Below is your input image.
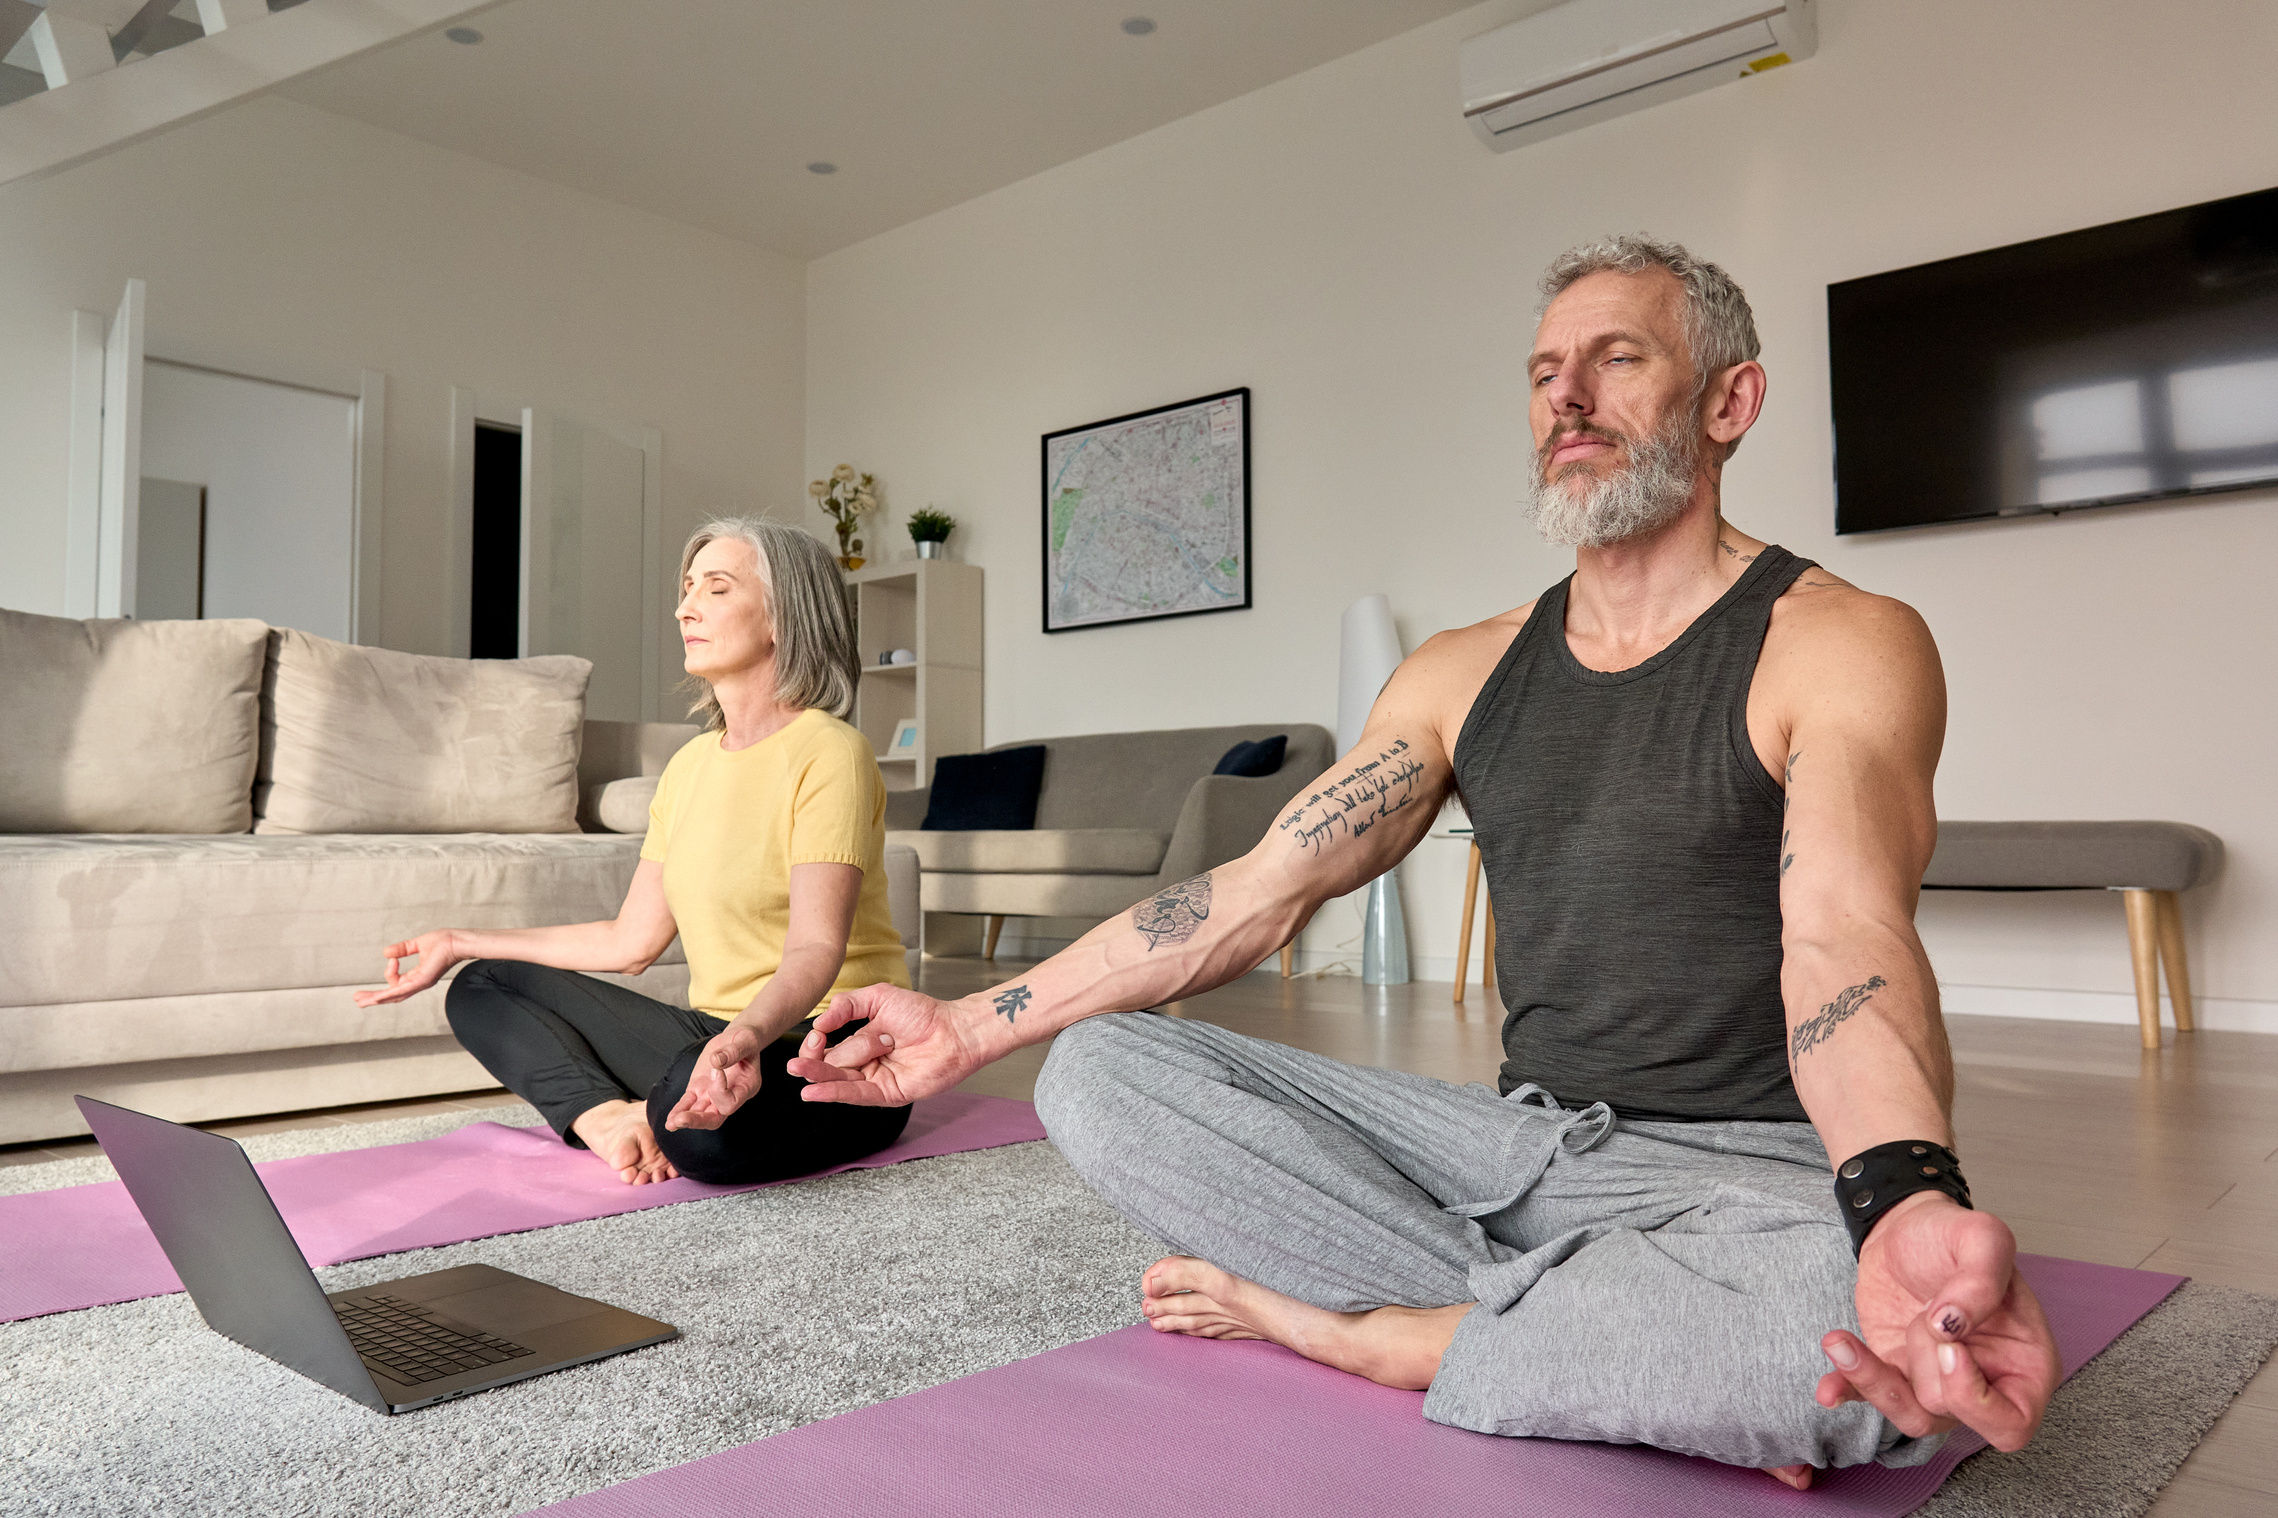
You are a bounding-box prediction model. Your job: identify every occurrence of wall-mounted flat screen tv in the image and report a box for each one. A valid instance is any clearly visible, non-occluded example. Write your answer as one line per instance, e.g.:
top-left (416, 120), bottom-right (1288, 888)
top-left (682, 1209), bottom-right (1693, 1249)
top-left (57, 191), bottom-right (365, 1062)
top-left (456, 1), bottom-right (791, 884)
top-left (1829, 186), bottom-right (2278, 534)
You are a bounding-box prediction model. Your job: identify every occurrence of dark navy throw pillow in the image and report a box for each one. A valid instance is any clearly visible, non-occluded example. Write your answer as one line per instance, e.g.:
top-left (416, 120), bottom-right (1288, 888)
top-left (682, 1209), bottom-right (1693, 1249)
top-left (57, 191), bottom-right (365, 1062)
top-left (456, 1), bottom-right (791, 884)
top-left (1212, 735), bottom-right (1286, 778)
top-left (921, 745), bottom-right (1048, 831)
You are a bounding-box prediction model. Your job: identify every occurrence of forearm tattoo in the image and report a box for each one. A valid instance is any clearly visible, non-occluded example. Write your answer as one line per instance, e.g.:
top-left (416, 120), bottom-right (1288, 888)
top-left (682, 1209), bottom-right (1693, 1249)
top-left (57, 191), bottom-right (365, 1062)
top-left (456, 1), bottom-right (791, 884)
top-left (1790, 976), bottom-right (1887, 1061)
top-left (1133, 873), bottom-right (1212, 951)
top-left (992, 984), bottom-right (1031, 1024)
top-left (1274, 739), bottom-right (1426, 857)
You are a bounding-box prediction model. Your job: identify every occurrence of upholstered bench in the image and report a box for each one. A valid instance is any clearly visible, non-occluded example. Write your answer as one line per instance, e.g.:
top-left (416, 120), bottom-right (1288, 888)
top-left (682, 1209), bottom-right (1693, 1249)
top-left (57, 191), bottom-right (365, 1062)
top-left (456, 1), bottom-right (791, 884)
top-left (1923, 821), bottom-right (2224, 1049)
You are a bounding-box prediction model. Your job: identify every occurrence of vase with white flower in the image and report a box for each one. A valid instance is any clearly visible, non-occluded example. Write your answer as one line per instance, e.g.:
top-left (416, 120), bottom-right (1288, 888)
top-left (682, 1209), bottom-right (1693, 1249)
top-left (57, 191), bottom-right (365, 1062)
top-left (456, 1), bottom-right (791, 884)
top-left (810, 465), bottom-right (879, 570)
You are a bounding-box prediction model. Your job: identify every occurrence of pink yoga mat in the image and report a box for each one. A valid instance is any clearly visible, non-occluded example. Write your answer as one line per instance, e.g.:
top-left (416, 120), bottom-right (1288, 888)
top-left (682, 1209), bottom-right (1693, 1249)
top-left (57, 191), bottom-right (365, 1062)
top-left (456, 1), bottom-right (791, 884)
top-left (530, 1254), bottom-right (2183, 1518)
top-left (0, 1092), bottom-right (1044, 1323)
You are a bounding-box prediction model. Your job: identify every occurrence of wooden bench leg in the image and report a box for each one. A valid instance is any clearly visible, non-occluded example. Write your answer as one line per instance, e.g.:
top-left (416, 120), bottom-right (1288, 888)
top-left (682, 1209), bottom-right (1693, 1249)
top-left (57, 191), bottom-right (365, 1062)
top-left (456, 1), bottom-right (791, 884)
top-left (2123, 889), bottom-right (2162, 1049)
top-left (1279, 942), bottom-right (1295, 978)
top-left (2155, 890), bottom-right (2195, 1032)
top-left (982, 914), bottom-right (1003, 961)
top-left (1455, 842), bottom-right (1481, 1005)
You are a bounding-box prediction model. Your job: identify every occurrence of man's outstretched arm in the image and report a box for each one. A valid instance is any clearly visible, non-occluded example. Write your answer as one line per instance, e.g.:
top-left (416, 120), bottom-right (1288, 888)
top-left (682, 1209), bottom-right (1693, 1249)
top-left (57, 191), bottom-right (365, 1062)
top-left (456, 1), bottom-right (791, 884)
top-left (1770, 589), bottom-right (2060, 1456)
top-left (788, 674), bottom-right (1457, 1105)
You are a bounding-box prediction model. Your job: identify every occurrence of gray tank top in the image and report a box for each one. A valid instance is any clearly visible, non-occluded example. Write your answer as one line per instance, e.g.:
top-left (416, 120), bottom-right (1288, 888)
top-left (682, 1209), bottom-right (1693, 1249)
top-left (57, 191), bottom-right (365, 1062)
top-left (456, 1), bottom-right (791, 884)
top-left (1451, 546), bottom-right (1813, 1122)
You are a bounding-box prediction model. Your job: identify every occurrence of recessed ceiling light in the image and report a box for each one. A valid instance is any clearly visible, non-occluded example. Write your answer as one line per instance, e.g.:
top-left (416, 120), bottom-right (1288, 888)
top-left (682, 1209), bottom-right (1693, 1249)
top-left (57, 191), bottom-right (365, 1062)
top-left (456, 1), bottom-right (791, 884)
top-left (807, 162), bottom-right (838, 175)
top-left (1121, 17), bottom-right (1156, 36)
top-left (444, 26), bottom-right (482, 44)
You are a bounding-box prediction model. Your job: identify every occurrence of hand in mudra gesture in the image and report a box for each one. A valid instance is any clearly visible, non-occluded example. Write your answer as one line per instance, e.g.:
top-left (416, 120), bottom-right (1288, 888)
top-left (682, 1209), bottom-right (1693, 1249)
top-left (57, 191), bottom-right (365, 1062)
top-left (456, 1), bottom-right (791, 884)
top-left (1819, 1194), bottom-right (2061, 1453)
top-left (352, 931), bottom-right (464, 1007)
top-left (664, 1024), bottom-right (765, 1131)
top-left (785, 984), bottom-right (993, 1106)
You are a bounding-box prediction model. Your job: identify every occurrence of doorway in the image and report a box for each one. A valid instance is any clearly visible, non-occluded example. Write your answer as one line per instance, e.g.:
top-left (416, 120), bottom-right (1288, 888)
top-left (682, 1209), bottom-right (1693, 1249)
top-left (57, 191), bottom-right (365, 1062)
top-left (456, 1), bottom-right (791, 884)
top-left (138, 361), bottom-right (358, 639)
top-left (469, 423), bottom-right (522, 659)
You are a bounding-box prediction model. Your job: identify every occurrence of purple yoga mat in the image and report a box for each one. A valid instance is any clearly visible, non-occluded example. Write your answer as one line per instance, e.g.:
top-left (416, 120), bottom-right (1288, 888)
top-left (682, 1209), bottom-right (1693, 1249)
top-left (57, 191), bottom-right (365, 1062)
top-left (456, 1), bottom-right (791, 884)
top-left (0, 1092), bottom-right (1044, 1323)
top-left (531, 1254), bottom-right (2183, 1518)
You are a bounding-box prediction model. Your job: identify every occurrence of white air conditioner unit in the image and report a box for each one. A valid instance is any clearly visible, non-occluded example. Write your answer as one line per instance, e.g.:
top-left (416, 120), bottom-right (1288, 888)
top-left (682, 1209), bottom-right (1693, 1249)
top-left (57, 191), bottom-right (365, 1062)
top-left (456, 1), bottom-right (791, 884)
top-left (1459, 0), bottom-right (1816, 152)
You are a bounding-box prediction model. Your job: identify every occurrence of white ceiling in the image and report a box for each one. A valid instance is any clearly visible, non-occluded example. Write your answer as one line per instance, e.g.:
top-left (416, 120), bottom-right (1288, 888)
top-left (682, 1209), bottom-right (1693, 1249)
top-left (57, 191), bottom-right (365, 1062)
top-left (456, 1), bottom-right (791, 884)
top-left (279, 0), bottom-right (1478, 260)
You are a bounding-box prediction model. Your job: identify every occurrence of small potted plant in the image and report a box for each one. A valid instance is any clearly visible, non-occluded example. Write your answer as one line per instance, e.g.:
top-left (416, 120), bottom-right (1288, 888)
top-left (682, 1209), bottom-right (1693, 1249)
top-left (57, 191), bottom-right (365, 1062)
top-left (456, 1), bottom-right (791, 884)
top-left (906, 506), bottom-right (957, 560)
top-left (810, 465), bottom-right (879, 570)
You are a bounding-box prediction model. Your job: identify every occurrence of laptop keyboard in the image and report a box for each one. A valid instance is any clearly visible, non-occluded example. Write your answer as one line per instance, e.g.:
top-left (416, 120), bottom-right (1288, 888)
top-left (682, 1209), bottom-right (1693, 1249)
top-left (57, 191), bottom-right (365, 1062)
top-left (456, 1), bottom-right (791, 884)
top-left (335, 1294), bottom-right (537, 1385)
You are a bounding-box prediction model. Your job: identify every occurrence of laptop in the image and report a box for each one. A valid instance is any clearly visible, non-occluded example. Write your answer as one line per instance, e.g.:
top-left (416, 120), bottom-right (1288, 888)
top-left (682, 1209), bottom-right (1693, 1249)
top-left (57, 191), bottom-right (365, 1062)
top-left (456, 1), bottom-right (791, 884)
top-left (76, 1095), bottom-right (679, 1413)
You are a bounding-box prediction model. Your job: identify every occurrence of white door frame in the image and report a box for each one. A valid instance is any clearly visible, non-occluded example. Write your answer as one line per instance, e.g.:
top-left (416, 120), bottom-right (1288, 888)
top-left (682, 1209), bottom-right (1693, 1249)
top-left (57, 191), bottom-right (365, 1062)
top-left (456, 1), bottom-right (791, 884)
top-left (65, 284), bottom-right (384, 637)
top-left (94, 277), bottom-right (144, 617)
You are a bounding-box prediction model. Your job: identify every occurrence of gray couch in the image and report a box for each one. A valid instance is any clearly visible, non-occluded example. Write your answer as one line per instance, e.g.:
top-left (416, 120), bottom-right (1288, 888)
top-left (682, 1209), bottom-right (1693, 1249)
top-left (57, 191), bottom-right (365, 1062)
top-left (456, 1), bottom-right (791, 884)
top-left (886, 723), bottom-right (1335, 945)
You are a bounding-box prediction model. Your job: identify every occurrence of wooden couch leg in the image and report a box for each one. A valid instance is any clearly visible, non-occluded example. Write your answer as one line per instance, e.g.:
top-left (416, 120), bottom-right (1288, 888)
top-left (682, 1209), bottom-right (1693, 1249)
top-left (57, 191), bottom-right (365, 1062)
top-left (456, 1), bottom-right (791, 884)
top-left (983, 915), bottom-right (1003, 961)
top-left (2155, 890), bottom-right (2195, 1032)
top-left (1279, 943), bottom-right (1295, 978)
top-left (2123, 889), bottom-right (2162, 1049)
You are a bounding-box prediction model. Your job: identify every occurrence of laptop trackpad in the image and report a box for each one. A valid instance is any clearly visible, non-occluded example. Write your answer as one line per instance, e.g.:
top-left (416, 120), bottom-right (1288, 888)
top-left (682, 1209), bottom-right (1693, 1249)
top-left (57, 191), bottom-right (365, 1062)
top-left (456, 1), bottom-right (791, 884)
top-left (420, 1280), bottom-right (604, 1337)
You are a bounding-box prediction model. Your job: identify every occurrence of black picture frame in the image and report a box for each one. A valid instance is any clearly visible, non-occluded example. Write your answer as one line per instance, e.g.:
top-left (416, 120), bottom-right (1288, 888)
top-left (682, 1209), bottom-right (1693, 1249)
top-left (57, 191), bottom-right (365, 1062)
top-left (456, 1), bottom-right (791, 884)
top-left (1040, 387), bottom-right (1251, 634)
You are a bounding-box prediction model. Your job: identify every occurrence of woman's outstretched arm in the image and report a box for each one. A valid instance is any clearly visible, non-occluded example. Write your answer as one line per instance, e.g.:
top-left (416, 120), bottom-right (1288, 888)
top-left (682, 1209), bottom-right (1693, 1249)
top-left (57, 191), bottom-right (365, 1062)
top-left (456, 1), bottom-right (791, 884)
top-left (663, 861), bottom-right (862, 1130)
top-left (351, 860), bottom-right (681, 1007)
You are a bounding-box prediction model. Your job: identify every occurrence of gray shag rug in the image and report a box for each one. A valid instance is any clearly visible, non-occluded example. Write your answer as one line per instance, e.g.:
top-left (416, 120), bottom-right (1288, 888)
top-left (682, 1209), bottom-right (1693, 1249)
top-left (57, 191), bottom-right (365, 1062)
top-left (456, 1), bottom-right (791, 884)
top-left (2, 1107), bottom-right (2271, 1518)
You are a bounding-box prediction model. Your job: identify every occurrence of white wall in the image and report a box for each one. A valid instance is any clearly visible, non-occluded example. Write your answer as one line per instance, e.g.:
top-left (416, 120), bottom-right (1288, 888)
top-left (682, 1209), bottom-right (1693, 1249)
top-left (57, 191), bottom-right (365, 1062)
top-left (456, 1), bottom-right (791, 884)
top-left (807, 0), bottom-right (2278, 1021)
top-left (0, 94), bottom-right (806, 699)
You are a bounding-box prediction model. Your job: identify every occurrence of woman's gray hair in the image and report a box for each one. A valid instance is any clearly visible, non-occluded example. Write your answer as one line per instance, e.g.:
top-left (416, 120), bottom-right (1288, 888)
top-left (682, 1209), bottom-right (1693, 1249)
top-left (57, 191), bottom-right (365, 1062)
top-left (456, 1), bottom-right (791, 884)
top-left (677, 517), bottom-right (858, 729)
top-left (1537, 234), bottom-right (1762, 456)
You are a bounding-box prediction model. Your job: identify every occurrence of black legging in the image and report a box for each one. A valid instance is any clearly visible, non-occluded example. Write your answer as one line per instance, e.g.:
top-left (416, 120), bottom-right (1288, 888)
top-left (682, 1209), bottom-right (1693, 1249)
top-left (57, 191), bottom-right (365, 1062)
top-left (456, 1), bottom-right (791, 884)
top-left (443, 960), bottom-right (909, 1185)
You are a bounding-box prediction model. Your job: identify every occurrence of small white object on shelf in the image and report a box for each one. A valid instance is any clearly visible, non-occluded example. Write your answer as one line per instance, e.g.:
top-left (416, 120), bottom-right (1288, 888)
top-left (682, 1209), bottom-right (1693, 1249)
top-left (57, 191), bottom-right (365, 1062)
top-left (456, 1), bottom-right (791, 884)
top-left (888, 717), bottom-right (920, 759)
top-left (889, 647), bottom-right (916, 665)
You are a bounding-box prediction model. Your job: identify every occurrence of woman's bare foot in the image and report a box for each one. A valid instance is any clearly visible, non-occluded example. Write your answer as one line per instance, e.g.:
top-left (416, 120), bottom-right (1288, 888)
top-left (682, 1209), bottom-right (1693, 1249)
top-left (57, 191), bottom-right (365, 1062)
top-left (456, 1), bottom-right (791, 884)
top-left (1765, 1464), bottom-right (1815, 1489)
top-left (569, 1099), bottom-right (678, 1185)
top-left (1139, 1256), bottom-right (1469, 1392)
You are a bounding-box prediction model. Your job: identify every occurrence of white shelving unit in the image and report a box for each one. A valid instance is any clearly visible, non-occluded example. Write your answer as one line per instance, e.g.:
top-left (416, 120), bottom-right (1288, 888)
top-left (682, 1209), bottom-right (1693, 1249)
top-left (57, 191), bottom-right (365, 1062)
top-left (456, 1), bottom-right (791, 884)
top-left (846, 560), bottom-right (983, 790)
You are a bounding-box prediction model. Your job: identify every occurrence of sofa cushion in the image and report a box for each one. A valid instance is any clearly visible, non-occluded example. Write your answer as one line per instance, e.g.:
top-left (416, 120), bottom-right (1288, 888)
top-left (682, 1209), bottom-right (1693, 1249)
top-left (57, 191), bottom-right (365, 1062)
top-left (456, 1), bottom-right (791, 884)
top-left (255, 630), bottom-right (590, 834)
top-left (0, 832), bottom-right (672, 1009)
top-left (922, 745), bottom-right (1047, 831)
top-left (887, 828), bottom-right (1169, 876)
top-left (1213, 734), bottom-right (1287, 778)
top-left (0, 609), bottom-right (267, 834)
top-left (589, 775), bottom-right (660, 833)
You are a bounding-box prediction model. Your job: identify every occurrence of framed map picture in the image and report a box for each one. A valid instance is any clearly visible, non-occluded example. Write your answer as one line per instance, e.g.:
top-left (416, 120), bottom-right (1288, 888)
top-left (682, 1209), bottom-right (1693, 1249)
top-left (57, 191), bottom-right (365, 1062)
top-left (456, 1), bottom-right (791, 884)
top-left (1042, 387), bottom-right (1250, 633)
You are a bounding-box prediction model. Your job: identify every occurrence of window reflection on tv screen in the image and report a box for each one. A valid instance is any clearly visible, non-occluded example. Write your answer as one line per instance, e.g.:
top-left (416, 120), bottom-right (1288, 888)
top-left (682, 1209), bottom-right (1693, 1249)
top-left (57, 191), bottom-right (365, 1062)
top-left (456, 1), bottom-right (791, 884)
top-left (1828, 186), bottom-right (2278, 534)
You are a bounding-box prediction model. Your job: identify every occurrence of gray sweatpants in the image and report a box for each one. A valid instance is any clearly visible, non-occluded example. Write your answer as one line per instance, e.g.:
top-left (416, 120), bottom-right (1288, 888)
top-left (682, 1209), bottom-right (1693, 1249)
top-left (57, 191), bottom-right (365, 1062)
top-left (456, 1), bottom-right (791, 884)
top-left (1034, 1012), bottom-right (1938, 1471)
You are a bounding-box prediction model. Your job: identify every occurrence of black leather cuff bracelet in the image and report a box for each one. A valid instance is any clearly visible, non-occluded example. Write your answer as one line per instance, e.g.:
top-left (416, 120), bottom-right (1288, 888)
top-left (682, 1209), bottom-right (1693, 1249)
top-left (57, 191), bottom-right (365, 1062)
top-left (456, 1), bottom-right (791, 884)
top-left (1836, 1141), bottom-right (1972, 1257)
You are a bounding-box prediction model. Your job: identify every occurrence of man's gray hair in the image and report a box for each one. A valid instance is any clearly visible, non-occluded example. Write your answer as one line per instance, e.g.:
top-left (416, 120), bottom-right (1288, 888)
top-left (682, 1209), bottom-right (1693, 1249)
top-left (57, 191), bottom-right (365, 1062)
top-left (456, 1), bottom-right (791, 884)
top-left (1538, 234), bottom-right (1761, 456)
top-left (677, 516), bottom-right (858, 728)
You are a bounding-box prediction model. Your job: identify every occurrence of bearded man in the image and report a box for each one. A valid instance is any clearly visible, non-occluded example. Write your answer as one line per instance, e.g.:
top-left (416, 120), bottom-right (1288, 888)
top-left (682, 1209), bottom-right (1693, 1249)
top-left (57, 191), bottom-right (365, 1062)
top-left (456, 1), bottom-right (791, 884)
top-left (769, 236), bottom-right (2062, 1484)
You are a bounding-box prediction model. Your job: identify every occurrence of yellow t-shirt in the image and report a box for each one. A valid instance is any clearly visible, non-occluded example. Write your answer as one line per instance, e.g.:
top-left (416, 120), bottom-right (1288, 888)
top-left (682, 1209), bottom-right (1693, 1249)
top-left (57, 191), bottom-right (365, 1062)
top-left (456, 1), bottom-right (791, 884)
top-left (640, 709), bottom-right (911, 1021)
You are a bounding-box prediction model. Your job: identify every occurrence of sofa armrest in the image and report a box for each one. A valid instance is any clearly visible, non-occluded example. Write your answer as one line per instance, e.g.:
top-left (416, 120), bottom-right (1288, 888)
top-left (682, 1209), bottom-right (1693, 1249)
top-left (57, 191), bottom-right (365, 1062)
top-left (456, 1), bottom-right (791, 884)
top-left (885, 786), bottom-right (930, 831)
top-left (1153, 771), bottom-right (1309, 888)
top-left (577, 720), bottom-right (703, 831)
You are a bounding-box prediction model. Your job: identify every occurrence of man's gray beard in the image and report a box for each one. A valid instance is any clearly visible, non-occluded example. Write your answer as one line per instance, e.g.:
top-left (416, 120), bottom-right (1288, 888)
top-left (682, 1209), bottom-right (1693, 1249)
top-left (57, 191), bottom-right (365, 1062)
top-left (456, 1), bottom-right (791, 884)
top-left (1526, 413), bottom-right (1700, 549)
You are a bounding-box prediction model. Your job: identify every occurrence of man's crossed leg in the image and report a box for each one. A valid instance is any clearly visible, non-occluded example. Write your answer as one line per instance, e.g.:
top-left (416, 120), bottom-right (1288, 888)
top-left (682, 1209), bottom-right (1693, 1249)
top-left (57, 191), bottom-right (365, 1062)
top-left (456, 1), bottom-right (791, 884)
top-left (1035, 1012), bottom-right (1940, 1478)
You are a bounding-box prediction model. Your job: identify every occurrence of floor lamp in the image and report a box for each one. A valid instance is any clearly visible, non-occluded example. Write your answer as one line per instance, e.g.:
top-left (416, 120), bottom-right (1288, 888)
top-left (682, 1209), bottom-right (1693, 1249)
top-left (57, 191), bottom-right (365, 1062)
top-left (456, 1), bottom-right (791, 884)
top-left (1339, 595), bottom-right (1410, 986)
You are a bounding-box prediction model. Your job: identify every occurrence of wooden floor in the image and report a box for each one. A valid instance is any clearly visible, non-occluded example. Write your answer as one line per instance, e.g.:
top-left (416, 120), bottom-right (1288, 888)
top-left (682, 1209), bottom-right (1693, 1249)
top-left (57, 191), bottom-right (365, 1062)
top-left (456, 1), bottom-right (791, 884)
top-left (7, 961), bottom-right (2272, 1512)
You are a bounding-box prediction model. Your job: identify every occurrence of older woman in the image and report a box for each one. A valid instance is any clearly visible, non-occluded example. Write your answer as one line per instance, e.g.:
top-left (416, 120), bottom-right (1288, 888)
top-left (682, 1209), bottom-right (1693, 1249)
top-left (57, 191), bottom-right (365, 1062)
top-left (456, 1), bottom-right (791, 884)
top-left (355, 518), bottom-right (911, 1186)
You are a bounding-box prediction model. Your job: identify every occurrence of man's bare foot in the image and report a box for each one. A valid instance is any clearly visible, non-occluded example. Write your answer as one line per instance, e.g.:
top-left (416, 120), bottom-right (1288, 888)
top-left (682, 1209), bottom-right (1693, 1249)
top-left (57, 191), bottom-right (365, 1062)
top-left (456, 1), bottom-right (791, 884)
top-left (1139, 1255), bottom-right (1469, 1392)
top-left (569, 1099), bottom-right (678, 1185)
top-left (1145, 1258), bottom-right (1821, 1488)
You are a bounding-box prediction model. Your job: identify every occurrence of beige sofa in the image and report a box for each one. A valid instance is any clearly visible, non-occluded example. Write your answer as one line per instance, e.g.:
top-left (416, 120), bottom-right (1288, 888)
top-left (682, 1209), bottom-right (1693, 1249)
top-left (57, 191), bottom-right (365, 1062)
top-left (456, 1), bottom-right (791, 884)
top-left (885, 723), bottom-right (1335, 950)
top-left (0, 611), bottom-right (916, 1146)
